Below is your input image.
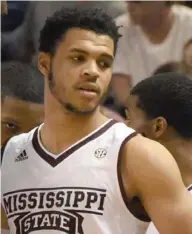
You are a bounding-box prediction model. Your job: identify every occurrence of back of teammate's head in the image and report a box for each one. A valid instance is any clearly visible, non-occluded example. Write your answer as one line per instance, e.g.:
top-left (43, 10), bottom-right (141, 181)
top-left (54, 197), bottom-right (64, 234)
top-left (129, 72), bottom-right (192, 139)
top-left (2, 61), bottom-right (44, 104)
top-left (1, 61), bottom-right (44, 145)
top-left (153, 62), bottom-right (179, 75)
top-left (39, 7), bottom-right (120, 55)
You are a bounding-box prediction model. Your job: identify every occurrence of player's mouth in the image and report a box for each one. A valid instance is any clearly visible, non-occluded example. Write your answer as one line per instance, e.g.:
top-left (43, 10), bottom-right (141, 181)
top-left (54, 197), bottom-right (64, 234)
top-left (77, 84), bottom-right (99, 98)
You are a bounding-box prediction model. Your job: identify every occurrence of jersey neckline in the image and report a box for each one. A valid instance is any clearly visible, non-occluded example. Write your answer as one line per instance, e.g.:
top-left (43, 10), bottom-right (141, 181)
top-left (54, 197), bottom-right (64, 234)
top-left (32, 119), bottom-right (117, 167)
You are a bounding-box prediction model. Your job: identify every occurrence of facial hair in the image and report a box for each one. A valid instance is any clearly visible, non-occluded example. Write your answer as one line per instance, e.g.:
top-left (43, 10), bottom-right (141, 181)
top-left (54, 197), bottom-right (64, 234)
top-left (48, 71), bottom-right (108, 115)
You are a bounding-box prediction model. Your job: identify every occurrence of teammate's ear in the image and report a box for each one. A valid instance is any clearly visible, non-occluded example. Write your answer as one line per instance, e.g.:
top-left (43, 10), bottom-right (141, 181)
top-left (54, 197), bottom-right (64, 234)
top-left (152, 117), bottom-right (167, 139)
top-left (38, 52), bottom-right (52, 79)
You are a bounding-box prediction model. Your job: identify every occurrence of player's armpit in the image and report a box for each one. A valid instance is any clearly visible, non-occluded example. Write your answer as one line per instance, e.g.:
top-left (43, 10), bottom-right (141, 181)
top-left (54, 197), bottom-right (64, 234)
top-left (122, 135), bottom-right (192, 234)
top-left (1, 206), bottom-right (9, 229)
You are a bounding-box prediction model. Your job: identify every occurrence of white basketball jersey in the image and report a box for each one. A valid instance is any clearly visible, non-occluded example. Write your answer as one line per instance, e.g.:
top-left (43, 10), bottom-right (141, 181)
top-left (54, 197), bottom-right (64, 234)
top-left (1, 119), bottom-right (149, 234)
top-left (145, 184), bottom-right (192, 234)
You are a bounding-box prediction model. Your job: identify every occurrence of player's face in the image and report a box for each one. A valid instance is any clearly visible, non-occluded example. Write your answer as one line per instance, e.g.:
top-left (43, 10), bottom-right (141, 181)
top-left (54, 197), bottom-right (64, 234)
top-left (39, 28), bottom-right (114, 114)
top-left (125, 95), bottom-right (157, 139)
top-left (1, 97), bottom-right (44, 145)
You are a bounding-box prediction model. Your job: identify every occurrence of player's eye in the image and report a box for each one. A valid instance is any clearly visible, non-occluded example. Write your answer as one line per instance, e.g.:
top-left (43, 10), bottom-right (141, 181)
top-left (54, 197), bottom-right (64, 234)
top-left (98, 60), bottom-right (111, 69)
top-left (5, 123), bottom-right (17, 129)
top-left (71, 55), bottom-right (85, 62)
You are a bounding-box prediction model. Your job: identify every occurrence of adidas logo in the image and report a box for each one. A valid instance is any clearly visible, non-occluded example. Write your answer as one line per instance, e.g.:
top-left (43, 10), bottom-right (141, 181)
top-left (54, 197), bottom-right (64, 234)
top-left (15, 150), bottom-right (28, 162)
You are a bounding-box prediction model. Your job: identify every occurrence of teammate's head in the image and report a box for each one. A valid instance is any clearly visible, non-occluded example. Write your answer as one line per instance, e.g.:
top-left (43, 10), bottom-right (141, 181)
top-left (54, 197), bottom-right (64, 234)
top-left (127, 1), bottom-right (173, 28)
top-left (126, 73), bottom-right (192, 142)
top-left (38, 7), bottom-right (120, 115)
top-left (153, 62), bottom-right (179, 75)
top-left (1, 61), bottom-right (44, 144)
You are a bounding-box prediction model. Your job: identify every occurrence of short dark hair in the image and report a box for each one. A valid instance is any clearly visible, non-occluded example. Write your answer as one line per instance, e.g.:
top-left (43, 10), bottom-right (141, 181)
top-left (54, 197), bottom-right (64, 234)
top-left (131, 72), bottom-right (192, 139)
top-left (39, 7), bottom-right (120, 55)
top-left (1, 61), bottom-right (44, 104)
top-left (153, 62), bottom-right (179, 75)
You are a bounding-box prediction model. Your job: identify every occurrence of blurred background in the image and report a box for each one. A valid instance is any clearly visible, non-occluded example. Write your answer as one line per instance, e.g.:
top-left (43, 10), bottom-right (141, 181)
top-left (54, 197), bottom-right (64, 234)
top-left (1, 1), bottom-right (192, 120)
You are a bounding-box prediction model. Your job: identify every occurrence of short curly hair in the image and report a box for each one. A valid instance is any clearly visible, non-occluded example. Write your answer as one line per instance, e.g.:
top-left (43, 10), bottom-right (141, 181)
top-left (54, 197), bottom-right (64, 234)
top-left (39, 7), bottom-right (121, 55)
top-left (131, 72), bottom-right (192, 139)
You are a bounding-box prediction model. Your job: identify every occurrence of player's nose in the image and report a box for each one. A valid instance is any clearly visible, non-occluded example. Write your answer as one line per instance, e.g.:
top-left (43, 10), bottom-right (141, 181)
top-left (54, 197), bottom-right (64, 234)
top-left (81, 61), bottom-right (100, 81)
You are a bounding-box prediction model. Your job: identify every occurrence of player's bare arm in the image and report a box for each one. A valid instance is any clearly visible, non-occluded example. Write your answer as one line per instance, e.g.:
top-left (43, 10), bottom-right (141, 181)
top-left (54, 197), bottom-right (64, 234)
top-left (121, 135), bottom-right (192, 234)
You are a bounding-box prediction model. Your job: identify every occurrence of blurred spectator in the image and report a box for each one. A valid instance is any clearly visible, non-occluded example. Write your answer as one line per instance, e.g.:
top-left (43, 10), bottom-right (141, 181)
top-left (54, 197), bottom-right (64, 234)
top-left (179, 38), bottom-right (192, 77)
top-left (102, 87), bottom-right (127, 119)
top-left (1, 1), bottom-right (32, 62)
top-left (112, 2), bottom-right (192, 98)
top-left (28, 1), bottom-right (127, 54)
top-left (100, 106), bottom-right (125, 122)
top-left (1, 1), bottom-right (8, 15)
top-left (185, 1), bottom-right (192, 9)
top-left (1, 1), bottom-right (28, 32)
top-left (1, 1), bottom-right (127, 64)
top-left (1, 61), bottom-right (44, 145)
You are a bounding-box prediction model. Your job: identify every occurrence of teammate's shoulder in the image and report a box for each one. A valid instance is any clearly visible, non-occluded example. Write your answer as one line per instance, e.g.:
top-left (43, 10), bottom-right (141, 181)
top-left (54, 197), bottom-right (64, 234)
top-left (9, 127), bottom-right (36, 146)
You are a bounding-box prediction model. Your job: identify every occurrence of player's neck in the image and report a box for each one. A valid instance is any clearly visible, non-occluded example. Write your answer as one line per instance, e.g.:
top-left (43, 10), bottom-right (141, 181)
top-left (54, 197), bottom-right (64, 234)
top-left (164, 139), bottom-right (192, 187)
top-left (141, 9), bottom-right (174, 44)
top-left (41, 98), bottom-right (108, 155)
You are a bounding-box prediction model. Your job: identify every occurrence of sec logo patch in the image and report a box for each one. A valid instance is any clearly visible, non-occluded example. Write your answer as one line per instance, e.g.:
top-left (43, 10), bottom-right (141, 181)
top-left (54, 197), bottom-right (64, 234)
top-left (94, 148), bottom-right (107, 158)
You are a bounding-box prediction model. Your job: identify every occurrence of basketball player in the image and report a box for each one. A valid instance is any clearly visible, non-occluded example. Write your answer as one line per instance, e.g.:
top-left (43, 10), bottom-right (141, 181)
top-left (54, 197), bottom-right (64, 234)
top-left (1, 61), bottom-right (44, 232)
top-left (1, 8), bottom-right (192, 234)
top-left (125, 72), bottom-right (192, 234)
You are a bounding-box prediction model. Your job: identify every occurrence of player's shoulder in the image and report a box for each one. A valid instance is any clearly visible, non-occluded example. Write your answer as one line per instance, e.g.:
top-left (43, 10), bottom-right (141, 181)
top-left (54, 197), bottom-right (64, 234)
top-left (111, 120), bottom-right (136, 139)
top-left (1, 126), bottom-right (38, 162)
top-left (100, 120), bottom-right (137, 147)
top-left (124, 134), bottom-right (173, 163)
top-left (122, 135), bottom-right (181, 191)
top-left (125, 134), bottom-right (163, 149)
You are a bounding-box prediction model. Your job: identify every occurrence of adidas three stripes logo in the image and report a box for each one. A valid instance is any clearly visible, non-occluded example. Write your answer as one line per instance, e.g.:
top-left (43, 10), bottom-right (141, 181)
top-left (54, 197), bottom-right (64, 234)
top-left (15, 150), bottom-right (28, 162)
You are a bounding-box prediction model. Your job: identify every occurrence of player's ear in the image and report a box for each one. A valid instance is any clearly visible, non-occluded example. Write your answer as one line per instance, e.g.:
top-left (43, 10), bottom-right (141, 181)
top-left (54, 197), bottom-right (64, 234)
top-left (152, 117), bottom-right (168, 139)
top-left (38, 52), bottom-right (52, 79)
